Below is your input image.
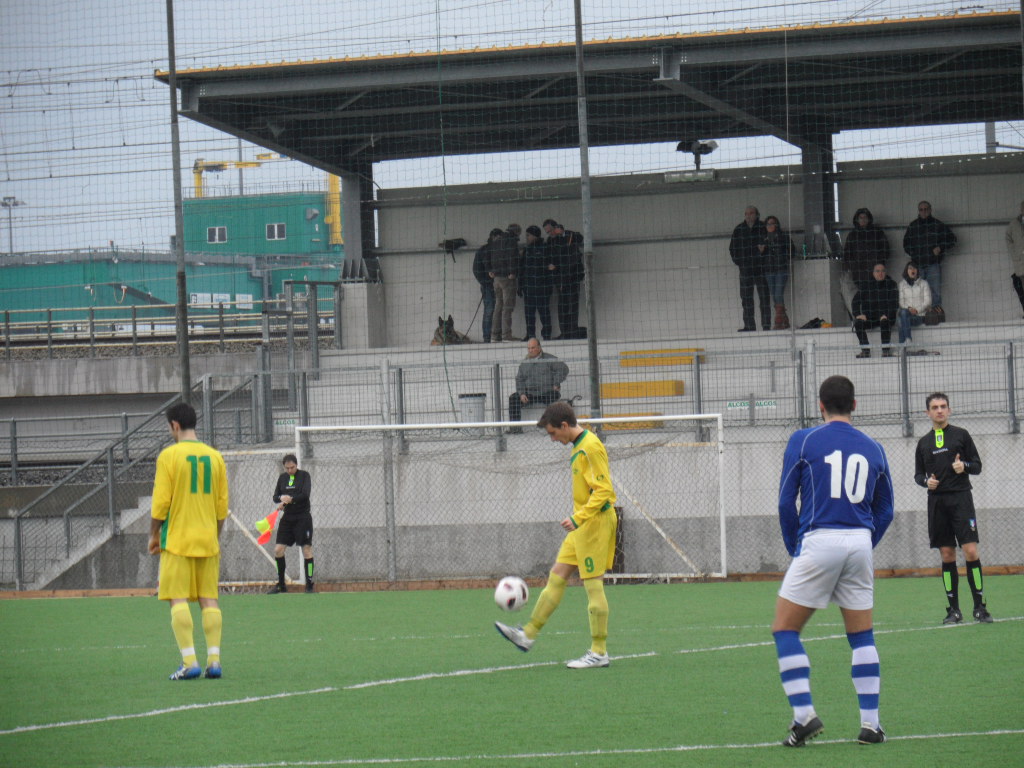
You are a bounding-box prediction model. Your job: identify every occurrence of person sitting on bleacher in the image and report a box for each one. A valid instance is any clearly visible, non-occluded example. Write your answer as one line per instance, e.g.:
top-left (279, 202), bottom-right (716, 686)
top-left (897, 261), bottom-right (933, 356)
top-left (852, 262), bottom-right (899, 359)
top-left (507, 338), bottom-right (569, 431)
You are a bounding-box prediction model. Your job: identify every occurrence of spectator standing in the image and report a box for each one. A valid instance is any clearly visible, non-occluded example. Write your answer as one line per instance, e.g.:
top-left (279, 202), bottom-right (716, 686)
top-left (495, 401), bottom-right (618, 669)
top-left (896, 261), bottom-right (932, 354)
top-left (148, 402), bottom-right (229, 680)
top-left (507, 338), bottom-right (569, 430)
top-left (762, 215), bottom-right (796, 330)
top-left (903, 201), bottom-right (956, 321)
top-left (729, 206), bottom-right (770, 331)
top-left (1005, 200), bottom-right (1024, 318)
top-left (486, 227), bottom-right (519, 342)
top-left (852, 263), bottom-right (899, 358)
top-left (472, 235), bottom-right (496, 343)
top-left (914, 393), bottom-right (993, 625)
top-left (268, 454), bottom-right (315, 594)
top-left (772, 375), bottom-right (893, 746)
top-left (841, 208), bottom-right (890, 316)
top-left (543, 219), bottom-right (586, 339)
top-left (520, 225), bottom-right (554, 341)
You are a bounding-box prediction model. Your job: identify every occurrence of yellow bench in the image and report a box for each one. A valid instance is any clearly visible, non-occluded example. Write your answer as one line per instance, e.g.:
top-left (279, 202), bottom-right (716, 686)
top-left (600, 380), bottom-right (684, 398)
top-left (619, 348), bottom-right (706, 368)
top-left (581, 412), bottom-right (664, 430)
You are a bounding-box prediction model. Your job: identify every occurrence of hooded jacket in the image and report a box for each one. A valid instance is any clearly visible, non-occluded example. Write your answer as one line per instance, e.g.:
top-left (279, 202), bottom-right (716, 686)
top-left (842, 209), bottom-right (890, 284)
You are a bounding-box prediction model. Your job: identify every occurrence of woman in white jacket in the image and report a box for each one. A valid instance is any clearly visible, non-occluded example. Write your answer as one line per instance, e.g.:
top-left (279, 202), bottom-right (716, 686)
top-left (897, 261), bottom-right (932, 353)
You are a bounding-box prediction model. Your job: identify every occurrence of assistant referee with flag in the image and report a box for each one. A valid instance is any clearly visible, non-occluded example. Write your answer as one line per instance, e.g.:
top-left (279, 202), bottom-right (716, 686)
top-left (268, 454), bottom-right (315, 593)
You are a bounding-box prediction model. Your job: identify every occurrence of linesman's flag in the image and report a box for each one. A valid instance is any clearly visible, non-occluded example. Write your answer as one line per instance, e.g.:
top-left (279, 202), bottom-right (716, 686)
top-left (256, 507), bottom-right (281, 545)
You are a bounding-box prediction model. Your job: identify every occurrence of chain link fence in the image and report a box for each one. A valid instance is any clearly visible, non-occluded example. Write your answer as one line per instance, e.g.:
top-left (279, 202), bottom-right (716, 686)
top-left (4, 336), bottom-right (1022, 590)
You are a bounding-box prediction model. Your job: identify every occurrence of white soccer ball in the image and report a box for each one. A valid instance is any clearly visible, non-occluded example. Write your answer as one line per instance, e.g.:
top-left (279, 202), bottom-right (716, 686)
top-left (494, 576), bottom-right (529, 612)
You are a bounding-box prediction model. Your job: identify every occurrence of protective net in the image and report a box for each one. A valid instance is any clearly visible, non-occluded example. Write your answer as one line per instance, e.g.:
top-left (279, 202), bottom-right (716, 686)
top-left (218, 415), bottom-right (725, 588)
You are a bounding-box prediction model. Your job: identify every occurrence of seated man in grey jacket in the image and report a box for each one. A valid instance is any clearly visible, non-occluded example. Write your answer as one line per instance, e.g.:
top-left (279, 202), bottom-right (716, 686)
top-left (508, 338), bottom-right (569, 429)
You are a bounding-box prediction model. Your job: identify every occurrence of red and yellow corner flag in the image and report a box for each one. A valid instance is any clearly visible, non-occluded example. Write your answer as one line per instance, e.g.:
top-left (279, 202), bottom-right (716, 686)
top-left (256, 507), bottom-right (281, 545)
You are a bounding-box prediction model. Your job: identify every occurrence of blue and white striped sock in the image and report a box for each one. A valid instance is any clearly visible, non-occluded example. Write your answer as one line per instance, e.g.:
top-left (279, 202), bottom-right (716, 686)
top-left (773, 630), bottom-right (815, 725)
top-left (848, 628), bottom-right (880, 728)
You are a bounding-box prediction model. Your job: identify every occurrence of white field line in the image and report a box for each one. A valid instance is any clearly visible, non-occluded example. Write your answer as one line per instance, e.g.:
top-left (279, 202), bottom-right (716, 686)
top-left (2, 618), bottom-right (1020, 740)
top-left (113, 729), bottom-right (1024, 768)
top-left (0, 688), bottom-right (336, 736)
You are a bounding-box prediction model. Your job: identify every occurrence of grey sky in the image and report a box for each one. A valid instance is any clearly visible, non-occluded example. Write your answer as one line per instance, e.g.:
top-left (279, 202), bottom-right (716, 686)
top-left (0, 0), bottom-right (1020, 253)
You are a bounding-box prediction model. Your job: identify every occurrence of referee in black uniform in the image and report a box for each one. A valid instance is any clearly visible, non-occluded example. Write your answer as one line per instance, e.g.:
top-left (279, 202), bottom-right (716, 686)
top-left (268, 454), bottom-right (315, 593)
top-left (914, 393), bottom-right (992, 624)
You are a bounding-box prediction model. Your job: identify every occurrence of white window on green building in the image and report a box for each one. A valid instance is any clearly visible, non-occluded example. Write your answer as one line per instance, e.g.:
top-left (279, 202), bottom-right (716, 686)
top-left (207, 226), bottom-right (227, 243)
top-left (266, 223), bottom-right (286, 240)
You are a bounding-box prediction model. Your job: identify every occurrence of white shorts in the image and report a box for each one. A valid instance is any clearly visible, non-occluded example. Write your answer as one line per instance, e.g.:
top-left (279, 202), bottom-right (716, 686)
top-left (778, 528), bottom-right (874, 611)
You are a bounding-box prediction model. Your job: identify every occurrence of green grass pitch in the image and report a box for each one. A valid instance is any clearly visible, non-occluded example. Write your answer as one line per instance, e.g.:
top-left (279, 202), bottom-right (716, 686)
top-left (1, 575), bottom-right (1021, 768)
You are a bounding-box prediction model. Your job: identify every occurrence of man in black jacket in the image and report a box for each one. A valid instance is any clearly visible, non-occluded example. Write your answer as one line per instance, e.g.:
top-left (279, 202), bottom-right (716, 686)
top-left (543, 219), bottom-right (586, 339)
top-left (268, 454), bottom-right (315, 593)
top-left (729, 206), bottom-right (770, 332)
top-left (852, 262), bottom-right (899, 358)
top-left (903, 201), bottom-right (956, 321)
top-left (914, 393), bottom-right (992, 624)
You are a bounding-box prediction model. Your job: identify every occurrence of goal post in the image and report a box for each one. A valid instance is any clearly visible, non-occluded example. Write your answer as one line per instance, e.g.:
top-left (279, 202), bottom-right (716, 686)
top-left (217, 414), bottom-right (726, 587)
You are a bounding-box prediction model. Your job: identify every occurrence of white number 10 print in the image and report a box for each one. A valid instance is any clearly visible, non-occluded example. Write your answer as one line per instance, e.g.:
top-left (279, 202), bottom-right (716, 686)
top-left (823, 450), bottom-right (868, 503)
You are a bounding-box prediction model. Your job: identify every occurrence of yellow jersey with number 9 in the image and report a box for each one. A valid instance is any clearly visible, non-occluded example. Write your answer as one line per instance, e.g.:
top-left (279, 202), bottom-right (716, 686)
top-left (151, 439), bottom-right (229, 557)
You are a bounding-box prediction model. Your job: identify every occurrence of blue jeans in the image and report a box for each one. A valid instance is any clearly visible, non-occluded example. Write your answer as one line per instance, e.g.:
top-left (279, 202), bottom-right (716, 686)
top-left (897, 308), bottom-right (924, 343)
top-left (765, 271), bottom-right (789, 306)
top-left (920, 263), bottom-right (941, 306)
top-left (480, 282), bottom-right (496, 342)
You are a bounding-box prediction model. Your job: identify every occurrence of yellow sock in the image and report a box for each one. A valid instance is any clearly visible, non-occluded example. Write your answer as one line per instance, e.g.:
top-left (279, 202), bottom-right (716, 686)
top-left (583, 577), bottom-right (609, 655)
top-left (201, 606), bottom-right (223, 665)
top-left (170, 602), bottom-right (197, 666)
top-left (525, 571), bottom-right (567, 639)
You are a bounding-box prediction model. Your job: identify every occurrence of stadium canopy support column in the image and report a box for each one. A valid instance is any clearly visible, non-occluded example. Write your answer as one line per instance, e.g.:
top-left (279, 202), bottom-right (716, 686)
top-left (340, 165), bottom-right (379, 281)
top-left (800, 134), bottom-right (840, 325)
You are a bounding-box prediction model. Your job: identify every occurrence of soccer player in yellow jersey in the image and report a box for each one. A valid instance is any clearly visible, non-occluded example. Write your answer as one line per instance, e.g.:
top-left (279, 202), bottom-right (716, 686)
top-left (148, 403), bottom-right (229, 680)
top-left (496, 401), bottom-right (617, 668)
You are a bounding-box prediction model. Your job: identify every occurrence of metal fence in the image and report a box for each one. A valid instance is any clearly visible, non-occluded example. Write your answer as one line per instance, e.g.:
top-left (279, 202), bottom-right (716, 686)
top-left (3, 334), bottom-right (1022, 590)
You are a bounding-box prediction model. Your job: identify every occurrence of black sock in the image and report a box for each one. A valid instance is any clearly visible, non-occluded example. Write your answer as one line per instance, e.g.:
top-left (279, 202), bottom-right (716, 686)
top-left (276, 556), bottom-right (286, 586)
top-left (942, 561), bottom-right (959, 609)
top-left (965, 558), bottom-right (984, 608)
top-left (305, 558), bottom-right (315, 584)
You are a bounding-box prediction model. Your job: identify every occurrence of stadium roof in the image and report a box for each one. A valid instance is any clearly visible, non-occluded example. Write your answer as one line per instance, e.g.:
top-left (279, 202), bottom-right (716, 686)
top-left (158, 12), bottom-right (1023, 174)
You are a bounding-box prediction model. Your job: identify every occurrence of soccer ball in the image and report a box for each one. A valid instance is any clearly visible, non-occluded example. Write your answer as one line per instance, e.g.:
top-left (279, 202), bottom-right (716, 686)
top-left (494, 576), bottom-right (529, 612)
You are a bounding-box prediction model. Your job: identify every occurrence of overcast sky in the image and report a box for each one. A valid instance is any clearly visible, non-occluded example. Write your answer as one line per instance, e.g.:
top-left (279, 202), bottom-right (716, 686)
top-left (0, 0), bottom-right (1020, 254)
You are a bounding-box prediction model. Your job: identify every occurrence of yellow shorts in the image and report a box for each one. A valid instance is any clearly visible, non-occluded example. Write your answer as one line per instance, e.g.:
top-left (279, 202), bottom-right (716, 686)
top-left (158, 551), bottom-right (220, 601)
top-left (556, 508), bottom-right (617, 578)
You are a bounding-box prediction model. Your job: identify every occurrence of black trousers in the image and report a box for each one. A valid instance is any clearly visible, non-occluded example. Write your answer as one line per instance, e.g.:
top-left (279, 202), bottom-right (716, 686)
top-left (523, 289), bottom-right (553, 340)
top-left (854, 316), bottom-right (893, 347)
top-left (738, 269), bottom-right (771, 330)
top-left (508, 390), bottom-right (561, 423)
top-left (1013, 273), bottom-right (1024, 313)
top-left (557, 280), bottom-right (582, 337)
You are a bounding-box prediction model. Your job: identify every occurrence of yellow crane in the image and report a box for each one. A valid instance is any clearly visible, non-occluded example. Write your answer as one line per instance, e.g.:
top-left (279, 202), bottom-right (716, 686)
top-left (191, 158), bottom-right (263, 198)
top-left (191, 154), bottom-right (343, 244)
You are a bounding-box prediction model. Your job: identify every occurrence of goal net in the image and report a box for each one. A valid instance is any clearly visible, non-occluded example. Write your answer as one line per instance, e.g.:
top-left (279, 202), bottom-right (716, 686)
top-left (217, 414), bottom-right (725, 589)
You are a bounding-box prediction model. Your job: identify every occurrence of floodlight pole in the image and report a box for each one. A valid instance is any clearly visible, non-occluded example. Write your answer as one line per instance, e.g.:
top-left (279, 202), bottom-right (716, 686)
top-left (2, 196), bottom-right (25, 255)
top-left (165, 0), bottom-right (191, 405)
top-left (574, 0), bottom-right (601, 422)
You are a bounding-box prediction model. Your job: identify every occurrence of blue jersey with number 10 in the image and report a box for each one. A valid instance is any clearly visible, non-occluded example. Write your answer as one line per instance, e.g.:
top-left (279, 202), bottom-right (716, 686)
top-left (778, 421), bottom-right (894, 557)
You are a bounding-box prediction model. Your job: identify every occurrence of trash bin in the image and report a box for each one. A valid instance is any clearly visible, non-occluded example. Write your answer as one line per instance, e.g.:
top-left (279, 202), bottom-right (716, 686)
top-left (458, 393), bottom-right (486, 434)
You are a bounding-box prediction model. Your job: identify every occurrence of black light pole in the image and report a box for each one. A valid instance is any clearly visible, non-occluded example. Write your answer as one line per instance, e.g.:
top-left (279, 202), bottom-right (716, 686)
top-left (2, 196), bottom-right (25, 255)
top-left (165, 0), bottom-right (191, 405)
top-left (574, 0), bottom-right (601, 423)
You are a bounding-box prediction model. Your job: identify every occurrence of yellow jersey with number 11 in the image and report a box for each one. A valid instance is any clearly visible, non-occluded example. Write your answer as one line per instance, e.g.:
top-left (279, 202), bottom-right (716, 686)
top-left (151, 439), bottom-right (229, 557)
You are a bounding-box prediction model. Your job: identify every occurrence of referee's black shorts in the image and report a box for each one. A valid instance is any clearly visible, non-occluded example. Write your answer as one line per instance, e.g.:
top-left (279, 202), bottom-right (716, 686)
top-left (927, 490), bottom-right (978, 549)
top-left (276, 512), bottom-right (314, 547)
